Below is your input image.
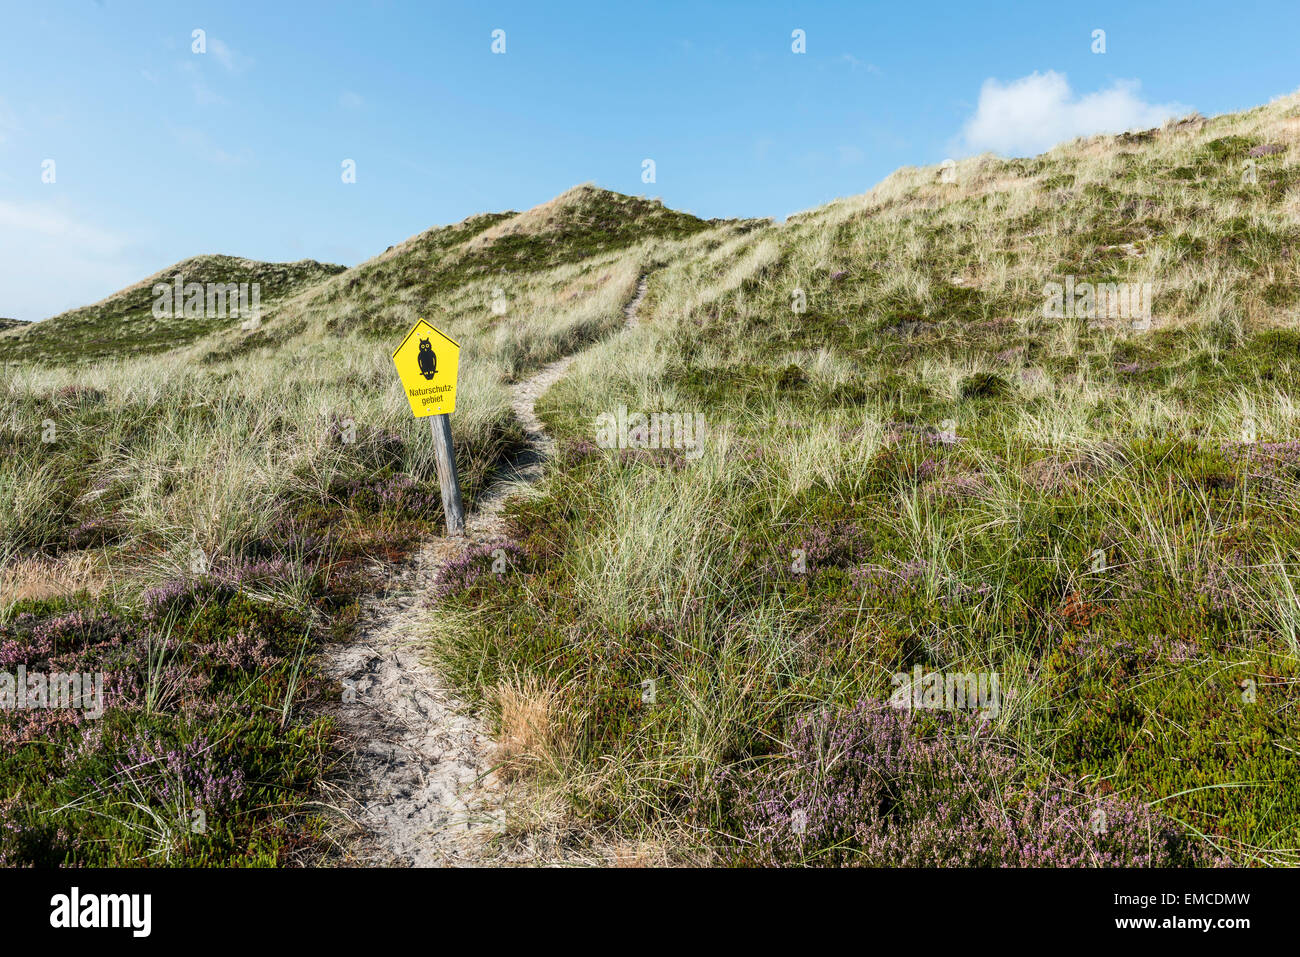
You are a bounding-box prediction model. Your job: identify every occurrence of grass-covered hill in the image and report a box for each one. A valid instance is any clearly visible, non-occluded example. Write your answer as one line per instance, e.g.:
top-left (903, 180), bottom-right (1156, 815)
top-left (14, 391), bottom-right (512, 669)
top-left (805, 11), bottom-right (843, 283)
top-left (433, 95), bottom-right (1300, 865)
top-left (0, 255), bottom-right (346, 363)
top-left (3, 91), bottom-right (1300, 867)
top-left (0, 185), bottom-right (729, 865)
top-left (203, 185), bottom-right (723, 350)
top-left (196, 185), bottom-right (740, 375)
top-left (0, 318), bottom-right (28, 332)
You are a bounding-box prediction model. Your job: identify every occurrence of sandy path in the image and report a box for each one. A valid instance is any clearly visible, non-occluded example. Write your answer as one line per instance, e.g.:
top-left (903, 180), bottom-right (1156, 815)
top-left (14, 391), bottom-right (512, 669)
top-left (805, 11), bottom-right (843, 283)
top-left (322, 276), bottom-right (649, 866)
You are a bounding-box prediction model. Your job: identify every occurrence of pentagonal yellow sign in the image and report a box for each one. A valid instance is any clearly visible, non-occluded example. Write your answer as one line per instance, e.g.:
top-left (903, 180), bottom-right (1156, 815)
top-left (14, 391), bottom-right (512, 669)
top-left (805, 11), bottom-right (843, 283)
top-left (392, 319), bottom-right (459, 416)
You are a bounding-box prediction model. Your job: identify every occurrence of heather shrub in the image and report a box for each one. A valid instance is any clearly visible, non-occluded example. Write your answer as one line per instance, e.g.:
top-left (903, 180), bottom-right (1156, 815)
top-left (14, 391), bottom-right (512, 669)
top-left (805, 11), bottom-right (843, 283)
top-left (108, 733), bottom-right (247, 816)
top-left (797, 520), bottom-right (868, 569)
top-left (432, 541), bottom-right (527, 599)
top-left (0, 608), bottom-right (139, 749)
top-left (734, 700), bottom-right (1217, 867)
top-left (0, 592), bottom-right (330, 864)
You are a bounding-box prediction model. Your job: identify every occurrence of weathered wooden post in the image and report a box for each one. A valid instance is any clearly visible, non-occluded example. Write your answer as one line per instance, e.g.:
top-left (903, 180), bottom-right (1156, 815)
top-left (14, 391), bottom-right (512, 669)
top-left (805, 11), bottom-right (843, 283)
top-left (429, 413), bottom-right (465, 535)
top-left (392, 319), bottom-right (465, 536)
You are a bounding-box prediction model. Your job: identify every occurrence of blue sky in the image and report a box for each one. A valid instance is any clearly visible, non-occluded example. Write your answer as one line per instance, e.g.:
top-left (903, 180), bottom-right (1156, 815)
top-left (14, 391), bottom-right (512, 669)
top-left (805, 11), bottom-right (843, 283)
top-left (1, 0), bottom-right (1297, 321)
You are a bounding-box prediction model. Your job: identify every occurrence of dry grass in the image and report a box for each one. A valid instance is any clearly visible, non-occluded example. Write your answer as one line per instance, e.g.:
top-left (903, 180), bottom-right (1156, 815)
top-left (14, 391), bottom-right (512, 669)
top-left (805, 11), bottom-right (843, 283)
top-left (490, 674), bottom-right (566, 781)
top-left (0, 550), bottom-right (111, 606)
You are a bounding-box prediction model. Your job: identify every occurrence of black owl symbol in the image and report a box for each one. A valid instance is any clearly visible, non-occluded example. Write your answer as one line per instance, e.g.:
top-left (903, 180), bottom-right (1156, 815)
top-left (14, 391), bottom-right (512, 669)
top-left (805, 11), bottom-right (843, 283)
top-left (417, 337), bottom-right (437, 380)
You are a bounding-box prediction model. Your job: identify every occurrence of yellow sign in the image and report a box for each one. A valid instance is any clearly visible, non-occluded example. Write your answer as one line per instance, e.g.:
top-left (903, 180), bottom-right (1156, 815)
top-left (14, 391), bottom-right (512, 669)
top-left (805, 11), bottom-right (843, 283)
top-left (392, 319), bottom-right (460, 417)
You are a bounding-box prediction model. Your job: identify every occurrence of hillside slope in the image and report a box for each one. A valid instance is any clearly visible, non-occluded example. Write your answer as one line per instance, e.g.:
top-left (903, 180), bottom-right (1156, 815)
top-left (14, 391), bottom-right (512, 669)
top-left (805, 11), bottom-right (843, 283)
top-left (427, 94), bottom-right (1300, 865)
top-left (0, 183), bottom-right (728, 865)
top-left (218, 185), bottom-right (723, 347)
top-left (4, 94), bottom-right (1300, 867)
top-left (0, 255), bottom-right (346, 362)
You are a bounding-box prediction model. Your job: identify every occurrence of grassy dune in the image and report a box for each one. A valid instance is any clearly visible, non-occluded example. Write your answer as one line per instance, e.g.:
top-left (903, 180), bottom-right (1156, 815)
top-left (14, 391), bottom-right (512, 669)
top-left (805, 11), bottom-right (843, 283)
top-left (3, 94), bottom-right (1300, 865)
top-left (428, 96), bottom-right (1300, 865)
top-left (0, 256), bottom-right (348, 363)
top-left (0, 188), bottom-right (700, 864)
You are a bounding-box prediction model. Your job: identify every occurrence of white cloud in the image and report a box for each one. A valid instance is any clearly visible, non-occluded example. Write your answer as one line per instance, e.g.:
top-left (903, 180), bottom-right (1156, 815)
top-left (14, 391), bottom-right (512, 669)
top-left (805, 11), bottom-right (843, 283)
top-left (840, 54), bottom-right (881, 75)
top-left (179, 60), bottom-right (229, 106)
top-left (0, 200), bottom-right (143, 321)
top-left (192, 80), bottom-right (229, 106)
top-left (957, 71), bottom-right (1190, 156)
top-left (339, 91), bottom-right (364, 110)
top-left (207, 37), bottom-right (250, 73)
top-left (0, 201), bottom-right (126, 255)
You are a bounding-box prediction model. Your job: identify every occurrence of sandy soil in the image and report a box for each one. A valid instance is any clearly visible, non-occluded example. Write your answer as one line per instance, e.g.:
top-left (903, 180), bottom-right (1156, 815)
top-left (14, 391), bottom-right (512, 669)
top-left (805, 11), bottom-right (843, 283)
top-left (321, 276), bottom-right (650, 866)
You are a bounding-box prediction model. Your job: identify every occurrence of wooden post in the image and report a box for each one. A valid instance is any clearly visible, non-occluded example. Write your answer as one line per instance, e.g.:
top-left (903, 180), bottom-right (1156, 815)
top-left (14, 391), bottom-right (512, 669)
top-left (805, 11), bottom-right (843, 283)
top-left (429, 413), bottom-right (465, 536)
